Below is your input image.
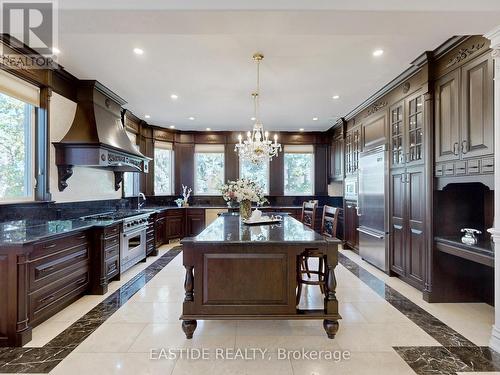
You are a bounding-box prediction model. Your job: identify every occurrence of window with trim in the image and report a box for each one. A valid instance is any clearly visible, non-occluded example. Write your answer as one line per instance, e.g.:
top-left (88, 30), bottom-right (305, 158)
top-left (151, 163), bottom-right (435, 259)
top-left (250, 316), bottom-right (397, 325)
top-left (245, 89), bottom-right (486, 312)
top-left (123, 131), bottom-right (140, 197)
top-left (239, 157), bottom-right (269, 194)
top-left (194, 144), bottom-right (225, 195)
top-left (284, 145), bottom-right (314, 195)
top-left (0, 71), bottom-right (38, 202)
top-left (154, 141), bottom-right (174, 195)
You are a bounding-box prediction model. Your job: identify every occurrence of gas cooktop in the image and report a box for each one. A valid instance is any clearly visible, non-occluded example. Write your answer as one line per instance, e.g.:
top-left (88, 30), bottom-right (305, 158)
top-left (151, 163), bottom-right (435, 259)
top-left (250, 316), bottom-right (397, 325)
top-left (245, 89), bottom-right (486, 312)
top-left (79, 210), bottom-right (150, 222)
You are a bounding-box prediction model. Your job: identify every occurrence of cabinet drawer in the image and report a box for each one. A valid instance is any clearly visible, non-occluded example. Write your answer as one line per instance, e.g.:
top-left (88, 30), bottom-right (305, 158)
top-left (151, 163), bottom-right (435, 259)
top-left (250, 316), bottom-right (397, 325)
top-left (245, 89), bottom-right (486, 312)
top-left (166, 209), bottom-right (183, 217)
top-left (104, 235), bottom-right (120, 249)
top-left (435, 164), bottom-right (443, 177)
top-left (104, 244), bottom-right (119, 260)
top-left (29, 268), bottom-right (89, 326)
top-left (30, 245), bottom-right (89, 292)
top-left (481, 158), bottom-right (494, 173)
top-left (104, 225), bottom-right (120, 237)
top-left (455, 161), bottom-right (466, 175)
top-left (105, 256), bottom-right (120, 279)
top-left (467, 159), bottom-right (480, 174)
top-left (443, 163), bottom-right (455, 176)
top-left (32, 232), bottom-right (88, 260)
top-left (187, 208), bottom-right (205, 216)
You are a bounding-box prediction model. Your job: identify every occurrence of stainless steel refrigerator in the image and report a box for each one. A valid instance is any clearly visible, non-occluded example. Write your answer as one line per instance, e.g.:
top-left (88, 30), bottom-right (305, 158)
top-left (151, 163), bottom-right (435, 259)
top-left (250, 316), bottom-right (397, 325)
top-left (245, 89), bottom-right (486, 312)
top-left (357, 145), bottom-right (389, 272)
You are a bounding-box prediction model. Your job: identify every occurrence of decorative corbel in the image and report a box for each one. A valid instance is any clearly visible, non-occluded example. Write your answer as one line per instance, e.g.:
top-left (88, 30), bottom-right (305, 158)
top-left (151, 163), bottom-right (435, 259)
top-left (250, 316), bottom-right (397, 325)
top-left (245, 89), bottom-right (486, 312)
top-left (57, 165), bottom-right (73, 191)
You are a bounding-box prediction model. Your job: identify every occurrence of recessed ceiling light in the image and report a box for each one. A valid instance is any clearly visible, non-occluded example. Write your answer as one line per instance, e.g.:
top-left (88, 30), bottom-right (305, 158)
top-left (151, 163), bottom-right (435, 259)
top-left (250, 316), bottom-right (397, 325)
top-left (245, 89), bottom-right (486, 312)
top-left (144, 114), bottom-right (151, 119)
top-left (188, 116), bottom-right (195, 121)
top-left (251, 117), bottom-right (256, 121)
top-left (206, 127), bottom-right (211, 131)
top-left (312, 117), bottom-right (319, 121)
top-left (169, 125), bottom-right (175, 129)
top-left (373, 49), bottom-right (384, 57)
top-left (332, 95), bottom-right (340, 100)
top-left (52, 47), bottom-right (61, 55)
top-left (133, 48), bottom-right (144, 55)
top-left (170, 94), bottom-right (178, 100)
top-left (299, 128), bottom-right (304, 132)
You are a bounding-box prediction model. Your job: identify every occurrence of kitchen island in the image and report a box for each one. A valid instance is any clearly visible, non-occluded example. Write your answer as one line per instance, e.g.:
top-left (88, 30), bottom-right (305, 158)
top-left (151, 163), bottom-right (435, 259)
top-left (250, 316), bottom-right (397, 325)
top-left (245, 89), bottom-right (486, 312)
top-left (180, 213), bottom-right (341, 339)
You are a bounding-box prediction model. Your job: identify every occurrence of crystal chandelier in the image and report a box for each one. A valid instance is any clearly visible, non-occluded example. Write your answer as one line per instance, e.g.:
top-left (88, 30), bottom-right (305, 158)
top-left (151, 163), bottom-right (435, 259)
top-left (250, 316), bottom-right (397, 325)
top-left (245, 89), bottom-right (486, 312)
top-left (235, 53), bottom-right (281, 164)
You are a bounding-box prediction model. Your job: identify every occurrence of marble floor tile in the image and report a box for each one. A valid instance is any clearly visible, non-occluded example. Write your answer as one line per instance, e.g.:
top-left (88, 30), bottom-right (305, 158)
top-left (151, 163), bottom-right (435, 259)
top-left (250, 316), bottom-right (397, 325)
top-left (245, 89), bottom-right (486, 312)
top-left (74, 323), bottom-right (147, 353)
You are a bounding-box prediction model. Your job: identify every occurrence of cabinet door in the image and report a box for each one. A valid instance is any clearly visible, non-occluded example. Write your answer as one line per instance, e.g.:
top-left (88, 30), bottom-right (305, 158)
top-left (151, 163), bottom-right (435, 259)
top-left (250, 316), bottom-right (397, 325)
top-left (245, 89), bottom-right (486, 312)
top-left (390, 102), bottom-right (405, 168)
top-left (405, 166), bottom-right (425, 287)
top-left (187, 216), bottom-right (205, 237)
top-left (344, 202), bottom-right (358, 250)
top-left (460, 53), bottom-right (494, 159)
top-left (331, 137), bottom-right (344, 180)
top-left (406, 94), bottom-right (424, 166)
top-left (344, 132), bottom-right (352, 174)
top-left (435, 70), bottom-right (460, 163)
top-left (390, 169), bottom-right (405, 276)
top-left (166, 216), bottom-right (183, 239)
top-left (155, 217), bottom-right (166, 246)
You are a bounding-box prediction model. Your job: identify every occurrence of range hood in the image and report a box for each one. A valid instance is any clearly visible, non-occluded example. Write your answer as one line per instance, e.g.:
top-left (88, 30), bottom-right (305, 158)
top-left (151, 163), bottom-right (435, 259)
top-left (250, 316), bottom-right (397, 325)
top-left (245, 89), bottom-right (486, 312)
top-left (53, 80), bottom-right (150, 191)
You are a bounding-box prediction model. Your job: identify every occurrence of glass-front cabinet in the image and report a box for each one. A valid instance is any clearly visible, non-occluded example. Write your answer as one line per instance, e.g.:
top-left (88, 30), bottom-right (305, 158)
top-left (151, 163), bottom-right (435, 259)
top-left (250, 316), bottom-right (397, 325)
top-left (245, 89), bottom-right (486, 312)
top-left (389, 93), bottom-right (424, 169)
top-left (345, 127), bottom-right (360, 174)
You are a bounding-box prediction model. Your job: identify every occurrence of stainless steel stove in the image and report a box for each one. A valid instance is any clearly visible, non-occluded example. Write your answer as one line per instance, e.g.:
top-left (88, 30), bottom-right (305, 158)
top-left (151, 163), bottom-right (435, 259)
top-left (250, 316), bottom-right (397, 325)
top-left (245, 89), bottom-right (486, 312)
top-left (79, 210), bottom-right (151, 273)
top-left (120, 213), bottom-right (150, 273)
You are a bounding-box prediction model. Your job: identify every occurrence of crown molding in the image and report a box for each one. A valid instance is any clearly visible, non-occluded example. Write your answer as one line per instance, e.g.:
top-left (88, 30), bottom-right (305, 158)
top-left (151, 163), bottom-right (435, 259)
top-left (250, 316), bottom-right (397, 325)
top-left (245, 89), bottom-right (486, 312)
top-left (485, 25), bottom-right (500, 49)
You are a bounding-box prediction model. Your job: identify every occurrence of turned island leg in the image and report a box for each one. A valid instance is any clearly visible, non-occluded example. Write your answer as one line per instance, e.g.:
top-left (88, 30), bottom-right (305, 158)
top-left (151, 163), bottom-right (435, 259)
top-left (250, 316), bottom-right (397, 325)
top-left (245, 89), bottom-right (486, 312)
top-left (182, 320), bottom-right (197, 339)
top-left (182, 265), bottom-right (197, 339)
top-left (323, 253), bottom-right (339, 339)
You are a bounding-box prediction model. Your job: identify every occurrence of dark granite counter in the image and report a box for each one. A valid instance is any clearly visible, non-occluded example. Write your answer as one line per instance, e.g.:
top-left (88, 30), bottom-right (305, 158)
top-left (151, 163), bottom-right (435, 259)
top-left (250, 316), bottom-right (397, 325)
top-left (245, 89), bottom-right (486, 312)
top-left (434, 236), bottom-right (494, 267)
top-left (182, 212), bottom-right (331, 244)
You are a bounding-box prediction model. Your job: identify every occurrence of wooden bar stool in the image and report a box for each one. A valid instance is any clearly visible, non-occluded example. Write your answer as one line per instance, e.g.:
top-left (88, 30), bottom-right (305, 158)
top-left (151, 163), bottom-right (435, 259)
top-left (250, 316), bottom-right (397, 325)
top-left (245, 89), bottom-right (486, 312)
top-left (296, 205), bottom-right (339, 306)
top-left (299, 201), bottom-right (317, 278)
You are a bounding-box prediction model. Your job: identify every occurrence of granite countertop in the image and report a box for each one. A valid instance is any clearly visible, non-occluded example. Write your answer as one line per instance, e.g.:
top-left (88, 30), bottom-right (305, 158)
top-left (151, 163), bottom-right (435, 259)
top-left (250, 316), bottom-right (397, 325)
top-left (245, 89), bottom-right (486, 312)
top-left (434, 235), bottom-right (494, 258)
top-left (182, 213), bottom-right (334, 244)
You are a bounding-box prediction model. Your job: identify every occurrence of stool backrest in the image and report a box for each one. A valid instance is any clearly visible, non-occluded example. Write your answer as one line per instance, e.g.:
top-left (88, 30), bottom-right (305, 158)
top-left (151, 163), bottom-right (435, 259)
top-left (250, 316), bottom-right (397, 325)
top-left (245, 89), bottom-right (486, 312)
top-left (321, 205), bottom-right (339, 238)
top-left (301, 201), bottom-right (317, 229)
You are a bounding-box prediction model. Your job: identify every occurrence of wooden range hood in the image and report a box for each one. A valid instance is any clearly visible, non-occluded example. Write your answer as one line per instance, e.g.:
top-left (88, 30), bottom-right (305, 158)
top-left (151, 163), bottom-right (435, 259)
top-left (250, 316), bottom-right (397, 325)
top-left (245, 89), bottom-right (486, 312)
top-left (53, 80), bottom-right (150, 191)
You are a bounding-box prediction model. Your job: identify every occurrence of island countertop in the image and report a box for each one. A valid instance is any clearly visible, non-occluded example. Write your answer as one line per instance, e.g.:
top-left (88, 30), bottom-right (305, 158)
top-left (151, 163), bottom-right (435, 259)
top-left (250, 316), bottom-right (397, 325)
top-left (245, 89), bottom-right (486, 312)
top-left (181, 213), bottom-right (335, 245)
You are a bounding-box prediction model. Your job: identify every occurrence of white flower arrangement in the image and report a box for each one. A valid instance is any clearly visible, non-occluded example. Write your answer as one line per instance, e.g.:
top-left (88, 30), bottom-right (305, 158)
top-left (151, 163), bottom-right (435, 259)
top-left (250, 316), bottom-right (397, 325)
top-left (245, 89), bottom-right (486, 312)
top-left (220, 178), bottom-right (267, 205)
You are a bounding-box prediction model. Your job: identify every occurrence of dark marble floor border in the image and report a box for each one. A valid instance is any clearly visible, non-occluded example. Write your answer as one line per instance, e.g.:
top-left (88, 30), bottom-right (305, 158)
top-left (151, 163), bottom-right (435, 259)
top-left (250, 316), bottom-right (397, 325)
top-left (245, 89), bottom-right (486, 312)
top-left (0, 247), bottom-right (182, 374)
top-left (338, 252), bottom-right (500, 374)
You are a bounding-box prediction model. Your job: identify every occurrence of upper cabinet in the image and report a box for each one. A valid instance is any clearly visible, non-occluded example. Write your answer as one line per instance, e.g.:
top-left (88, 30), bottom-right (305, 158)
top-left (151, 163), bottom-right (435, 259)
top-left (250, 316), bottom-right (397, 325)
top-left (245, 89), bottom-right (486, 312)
top-left (460, 53), bottom-right (494, 159)
top-left (389, 92), bottom-right (424, 169)
top-left (345, 127), bottom-right (360, 175)
top-left (329, 129), bottom-right (344, 182)
top-left (435, 52), bottom-right (494, 165)
top-left (435, 70), bottom-right (462, 163)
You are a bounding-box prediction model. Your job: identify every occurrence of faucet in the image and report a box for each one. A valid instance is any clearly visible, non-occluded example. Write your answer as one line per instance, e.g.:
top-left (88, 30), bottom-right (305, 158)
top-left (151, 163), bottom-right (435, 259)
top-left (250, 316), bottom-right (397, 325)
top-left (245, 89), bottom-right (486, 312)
top-left (138, 192), bottom-right (146, 210)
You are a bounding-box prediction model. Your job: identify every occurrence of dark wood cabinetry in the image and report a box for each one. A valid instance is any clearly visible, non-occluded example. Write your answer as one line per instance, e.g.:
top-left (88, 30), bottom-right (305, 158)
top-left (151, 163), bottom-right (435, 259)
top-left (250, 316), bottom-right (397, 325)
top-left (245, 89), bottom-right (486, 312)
top-left (329, 135), bottom-right (344, 181)
top-left (146, 214), bottom-right (157, 256)
top-left (343, 200), bottom-right (359, 252)
top-left (434, 52), bottom-right (494, 180)
top-left (186, 208), bottom-right (206, 237)
top-left (90, 224), bottom-right (121, 295)
top-left (345, 128), bottom-right (360, 175)
top-left (166, 209), bottom-right (185, 240)
top-left (389, 166), bottom-right (425, 288)
top-left (155, 212), bottom-right (167, 247)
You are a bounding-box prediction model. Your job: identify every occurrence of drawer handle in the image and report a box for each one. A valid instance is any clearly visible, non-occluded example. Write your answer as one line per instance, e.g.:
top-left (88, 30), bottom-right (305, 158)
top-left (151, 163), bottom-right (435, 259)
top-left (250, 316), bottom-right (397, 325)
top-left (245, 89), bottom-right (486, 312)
top-left (44, 243), bottom-right (56, 249)
top-left (76, 277), bottom-right (87, 285)
top-left (41, 266), bottom-right (55, 274)
top-left (77, 235), bottom-right (86, 240)
top-left (484, 164), bottom-right (494, 168)
top-left (39, 294), bottom-right (55, 304)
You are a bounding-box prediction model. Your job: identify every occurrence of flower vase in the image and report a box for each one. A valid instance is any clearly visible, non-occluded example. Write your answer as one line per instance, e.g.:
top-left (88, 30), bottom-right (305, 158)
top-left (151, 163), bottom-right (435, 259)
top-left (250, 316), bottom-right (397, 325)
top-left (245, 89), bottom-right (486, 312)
top-left (240, 200), bottom-right (252, 220)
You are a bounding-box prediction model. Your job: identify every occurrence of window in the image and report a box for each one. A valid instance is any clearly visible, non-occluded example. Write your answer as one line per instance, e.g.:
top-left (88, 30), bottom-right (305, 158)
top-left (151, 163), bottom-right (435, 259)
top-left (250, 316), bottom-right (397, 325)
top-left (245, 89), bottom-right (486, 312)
top-left (284, 145), bottom-right (314, 195)
top-left (194, 144), bottom-right (225, 195)
top-left (239, 158), bottom-right (269, 194)
top-left (0, 71), bottom-right (38, 202)
top-left (123, 131), bottom-right (140, 197)
top-left (154, 141), bottom-right (174, 195)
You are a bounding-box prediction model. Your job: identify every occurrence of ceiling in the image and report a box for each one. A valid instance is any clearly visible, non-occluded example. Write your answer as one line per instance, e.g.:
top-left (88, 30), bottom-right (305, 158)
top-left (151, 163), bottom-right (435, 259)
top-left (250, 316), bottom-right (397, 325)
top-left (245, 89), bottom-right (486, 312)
top-left (56, 1), bottom-right (500, 131)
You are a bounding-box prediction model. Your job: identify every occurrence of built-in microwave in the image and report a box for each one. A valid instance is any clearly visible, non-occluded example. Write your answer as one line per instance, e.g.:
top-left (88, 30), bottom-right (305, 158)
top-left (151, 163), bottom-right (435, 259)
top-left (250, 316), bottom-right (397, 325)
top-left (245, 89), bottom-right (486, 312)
top-left (344, 177), bottom-right (358, 201)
